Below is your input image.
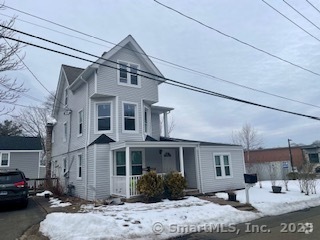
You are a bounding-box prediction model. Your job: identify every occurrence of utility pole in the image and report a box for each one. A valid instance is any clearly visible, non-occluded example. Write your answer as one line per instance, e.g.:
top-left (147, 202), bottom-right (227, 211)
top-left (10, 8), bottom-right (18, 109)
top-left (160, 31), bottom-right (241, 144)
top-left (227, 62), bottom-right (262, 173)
top-left (288, 139), bottom-right (294, 172)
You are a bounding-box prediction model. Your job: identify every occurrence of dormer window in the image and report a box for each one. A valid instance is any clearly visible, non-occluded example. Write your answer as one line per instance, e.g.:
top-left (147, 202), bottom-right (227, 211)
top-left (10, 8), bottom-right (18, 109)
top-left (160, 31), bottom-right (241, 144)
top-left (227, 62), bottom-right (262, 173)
top-left (118, 61), bottom-right (140, 87)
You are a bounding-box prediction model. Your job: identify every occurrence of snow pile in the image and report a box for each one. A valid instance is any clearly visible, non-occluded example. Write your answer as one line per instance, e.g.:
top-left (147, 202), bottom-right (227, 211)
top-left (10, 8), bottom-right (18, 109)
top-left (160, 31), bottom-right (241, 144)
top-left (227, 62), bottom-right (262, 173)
top-left (49, 197), bottom-right (72, 208)
top-left (36, 190), bottom-right (53, 197)
top-left (40, 197), bottom-right (258, 240)
top-left (216, 180), bottom-right (320, 216)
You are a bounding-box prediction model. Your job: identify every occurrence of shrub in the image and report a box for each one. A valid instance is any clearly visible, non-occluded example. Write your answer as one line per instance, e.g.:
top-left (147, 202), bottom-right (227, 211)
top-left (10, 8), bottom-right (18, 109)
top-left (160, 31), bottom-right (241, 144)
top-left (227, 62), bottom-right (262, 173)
top-left (137, 171), bottom-right (164, 202)
top-left (287, 172), bottom-right (299, 180)
top-left (164, 171), bottom-right (187, 200)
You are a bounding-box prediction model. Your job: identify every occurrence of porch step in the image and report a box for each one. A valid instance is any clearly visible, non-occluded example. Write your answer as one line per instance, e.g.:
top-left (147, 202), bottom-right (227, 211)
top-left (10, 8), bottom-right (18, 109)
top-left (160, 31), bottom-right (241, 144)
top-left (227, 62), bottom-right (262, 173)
top-left (184, 189), bottom-right (201, 196)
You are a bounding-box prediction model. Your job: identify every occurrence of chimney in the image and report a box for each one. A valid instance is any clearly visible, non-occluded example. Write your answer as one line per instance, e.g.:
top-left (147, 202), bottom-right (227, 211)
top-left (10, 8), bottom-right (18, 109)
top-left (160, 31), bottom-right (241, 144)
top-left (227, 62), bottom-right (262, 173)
top-left (45, 123), bottom-right (54, 182)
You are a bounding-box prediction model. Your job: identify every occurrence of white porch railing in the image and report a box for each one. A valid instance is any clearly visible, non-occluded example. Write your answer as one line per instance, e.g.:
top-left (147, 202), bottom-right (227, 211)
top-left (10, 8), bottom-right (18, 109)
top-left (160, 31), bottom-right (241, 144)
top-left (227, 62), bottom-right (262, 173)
top-left (112, 173), bottom-right (168, 198)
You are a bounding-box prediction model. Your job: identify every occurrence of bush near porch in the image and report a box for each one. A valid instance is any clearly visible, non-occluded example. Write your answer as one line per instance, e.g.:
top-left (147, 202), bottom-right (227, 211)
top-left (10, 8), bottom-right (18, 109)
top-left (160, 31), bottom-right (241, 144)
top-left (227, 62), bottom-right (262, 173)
top-left (137, 171), bottom-right (187, 202)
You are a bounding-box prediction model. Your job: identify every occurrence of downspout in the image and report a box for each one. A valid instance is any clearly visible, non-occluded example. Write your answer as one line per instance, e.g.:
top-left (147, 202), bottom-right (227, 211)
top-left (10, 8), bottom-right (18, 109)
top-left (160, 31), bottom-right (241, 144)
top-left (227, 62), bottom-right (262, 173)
top-left (80, 76), bottom-right (89, 200)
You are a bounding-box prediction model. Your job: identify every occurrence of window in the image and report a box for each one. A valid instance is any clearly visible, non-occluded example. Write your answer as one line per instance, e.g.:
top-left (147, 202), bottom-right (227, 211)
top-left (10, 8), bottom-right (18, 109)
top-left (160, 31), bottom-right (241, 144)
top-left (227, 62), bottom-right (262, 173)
top-left (115, 151), bottom-right (143, 176)
top-left (123, 103), bottom-right (137, 131)
top-left (78, 110), bottom-right (83, 135)
top-left (118, 61), bottom-right (139, 86)
top-left (214, 154), bottom-right (231, 178)
top-left (63, 122), bottom-right (67, 142)
top-left (97, 103), bottom-right (111, 131)
top-left (63, 157), bottom-right (67, 173)
top-left (0, 153), bottom-right (9, 167)
top-left (131, 151), bottom-right (142, 175)
top-left (144, 107), bottom-right (148, 133)
top-left (77, 155), bottom-right (82, 179)
top-left (116, 151), bottom-right (126, 176)
top-left (52, 130), bottom-right (54, 143)
top-left (64, 88), bottom-right (68, 105)
top-left (309, 153), bottom-right (319, 163)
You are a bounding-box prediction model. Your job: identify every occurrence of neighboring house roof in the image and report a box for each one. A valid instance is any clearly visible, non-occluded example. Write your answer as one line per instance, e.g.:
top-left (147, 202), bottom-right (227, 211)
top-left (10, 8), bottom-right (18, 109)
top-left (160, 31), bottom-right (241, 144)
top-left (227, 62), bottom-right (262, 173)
top-left (301, 144), bottom-right (320, 150)
top-left (89, 134), bottom-right (115, 146)
top-left (160, 137), bottom-right (241, 147)
top-left (0, 136), bottom-right (42, 150)
top-left (245, 147), bottom-right (305, 167)
top-left (62, 65), bottom-right (85, 85)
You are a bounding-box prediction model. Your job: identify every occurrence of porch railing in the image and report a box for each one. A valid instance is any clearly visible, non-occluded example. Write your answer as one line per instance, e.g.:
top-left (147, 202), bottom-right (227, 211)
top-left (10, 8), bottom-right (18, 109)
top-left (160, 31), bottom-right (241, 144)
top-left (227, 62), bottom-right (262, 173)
top-left (111, 173), bottom-right (167, 198)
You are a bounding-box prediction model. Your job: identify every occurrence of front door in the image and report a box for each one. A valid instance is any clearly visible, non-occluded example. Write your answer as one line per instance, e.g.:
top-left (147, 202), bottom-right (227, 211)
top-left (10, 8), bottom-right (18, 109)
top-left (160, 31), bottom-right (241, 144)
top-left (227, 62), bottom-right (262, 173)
top-left (162, 149), bottom-right (176, 173)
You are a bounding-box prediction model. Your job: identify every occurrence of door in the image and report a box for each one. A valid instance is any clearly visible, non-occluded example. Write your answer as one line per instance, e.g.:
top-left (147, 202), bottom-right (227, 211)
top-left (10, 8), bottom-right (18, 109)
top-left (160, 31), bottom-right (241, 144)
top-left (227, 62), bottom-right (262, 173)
top-left (162, 149), bottom-right (176, 173)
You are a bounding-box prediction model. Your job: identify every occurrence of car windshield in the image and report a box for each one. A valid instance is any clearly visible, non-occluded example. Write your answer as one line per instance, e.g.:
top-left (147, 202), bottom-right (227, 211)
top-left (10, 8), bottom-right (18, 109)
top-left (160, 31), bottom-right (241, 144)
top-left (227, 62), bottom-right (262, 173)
top-left (0, 173), bottom-right (23, 184)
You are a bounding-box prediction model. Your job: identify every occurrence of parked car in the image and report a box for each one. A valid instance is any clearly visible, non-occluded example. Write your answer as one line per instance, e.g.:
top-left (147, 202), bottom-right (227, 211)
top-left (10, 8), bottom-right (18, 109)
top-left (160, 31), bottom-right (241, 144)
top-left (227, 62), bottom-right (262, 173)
top-left (0, 169), bottom-right (29, 208)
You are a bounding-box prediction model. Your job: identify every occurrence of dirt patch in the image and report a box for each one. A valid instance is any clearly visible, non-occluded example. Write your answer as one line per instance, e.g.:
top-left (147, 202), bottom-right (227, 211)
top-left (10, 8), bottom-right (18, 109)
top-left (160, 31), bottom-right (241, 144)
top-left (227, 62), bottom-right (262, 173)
top-left (20, 224), bottom-right (49, 240)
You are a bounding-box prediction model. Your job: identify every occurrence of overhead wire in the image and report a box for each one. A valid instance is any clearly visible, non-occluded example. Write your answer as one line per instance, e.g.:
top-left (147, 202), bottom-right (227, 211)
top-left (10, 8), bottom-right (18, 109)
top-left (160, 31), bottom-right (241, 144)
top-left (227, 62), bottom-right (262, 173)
top-left (3, 5), bottom-right (320, 109)
top-left (306, 0), bottom-right (320, 14)
top-left (2, 32), bottom-right (320, 121)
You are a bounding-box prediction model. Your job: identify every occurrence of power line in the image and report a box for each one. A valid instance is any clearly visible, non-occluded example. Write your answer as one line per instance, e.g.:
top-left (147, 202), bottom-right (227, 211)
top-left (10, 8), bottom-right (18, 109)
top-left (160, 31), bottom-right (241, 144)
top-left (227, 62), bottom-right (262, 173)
top-left (283, 0), bottom-right (320, 31)
top-left (262, 0), bottom-right (320, 42)
top-left (3, 5), bottom-right (320, 110)
top-left (4, 101), bottom-right (46, 109)
top-left (153, 0), bottom-right (320, 77)
top-left (306, 0), bottom-right (320, 14)
top-left (3, 23), bottom-right (320, 111)
top-left (2, 34), bottom-right (320, 121)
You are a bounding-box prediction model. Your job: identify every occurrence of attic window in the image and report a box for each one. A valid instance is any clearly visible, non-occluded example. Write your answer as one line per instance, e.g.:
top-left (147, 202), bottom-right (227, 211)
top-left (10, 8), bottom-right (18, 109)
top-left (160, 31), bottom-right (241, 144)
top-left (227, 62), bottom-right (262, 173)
top-left (118, 61), bottom-right (140, 87)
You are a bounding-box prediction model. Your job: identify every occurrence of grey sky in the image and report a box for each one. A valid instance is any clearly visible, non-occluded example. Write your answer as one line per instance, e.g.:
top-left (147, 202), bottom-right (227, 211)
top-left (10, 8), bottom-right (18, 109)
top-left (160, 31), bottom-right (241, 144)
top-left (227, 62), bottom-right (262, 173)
top-left (2, 0), bottom-right (320, 147)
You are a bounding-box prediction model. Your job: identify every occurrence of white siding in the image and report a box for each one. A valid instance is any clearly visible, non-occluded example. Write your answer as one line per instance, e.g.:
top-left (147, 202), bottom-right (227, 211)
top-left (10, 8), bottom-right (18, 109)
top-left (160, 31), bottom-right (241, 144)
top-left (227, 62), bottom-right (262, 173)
top-left (95, 144), bottom-right (110, 199)
top-left (199, 146), bottom-right (245, 193)
top-left (151, 113), bottom-right (161, 140)
top-left (183, 148), bottom-right (197, 188)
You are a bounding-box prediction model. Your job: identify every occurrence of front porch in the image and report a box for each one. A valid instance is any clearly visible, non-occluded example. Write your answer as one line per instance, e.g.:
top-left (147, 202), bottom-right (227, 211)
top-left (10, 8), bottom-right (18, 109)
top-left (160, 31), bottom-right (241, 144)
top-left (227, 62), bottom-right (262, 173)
top-left (109, 141), bottom-right (199, 198)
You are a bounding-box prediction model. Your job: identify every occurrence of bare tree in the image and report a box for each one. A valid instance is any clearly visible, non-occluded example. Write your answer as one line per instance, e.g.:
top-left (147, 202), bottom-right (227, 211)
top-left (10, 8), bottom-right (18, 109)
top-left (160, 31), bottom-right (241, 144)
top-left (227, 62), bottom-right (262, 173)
top-left (0, 9), bottom-right (27, 114)
top-left (232, 123), bottom-right (263, 172)
top-left (160, 115), bottom-right (175, 137)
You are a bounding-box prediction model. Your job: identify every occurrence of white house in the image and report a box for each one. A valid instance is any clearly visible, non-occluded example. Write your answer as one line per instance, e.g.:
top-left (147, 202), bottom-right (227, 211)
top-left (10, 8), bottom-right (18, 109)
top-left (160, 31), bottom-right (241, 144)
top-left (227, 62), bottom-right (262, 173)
top-left (51, 35), bottom-right (246, 200)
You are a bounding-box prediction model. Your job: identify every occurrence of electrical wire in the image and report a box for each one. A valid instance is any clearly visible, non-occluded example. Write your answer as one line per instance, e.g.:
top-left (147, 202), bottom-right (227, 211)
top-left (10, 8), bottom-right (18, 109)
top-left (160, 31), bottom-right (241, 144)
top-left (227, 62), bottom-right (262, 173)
top-left (3, 5), bottom-right (320, 109)
top-left (153, 0), bottom-right (320, 77)
top-left (306, 0), bottom-right (320, 14)
top-left (2, 34), bottom-right (320, 121)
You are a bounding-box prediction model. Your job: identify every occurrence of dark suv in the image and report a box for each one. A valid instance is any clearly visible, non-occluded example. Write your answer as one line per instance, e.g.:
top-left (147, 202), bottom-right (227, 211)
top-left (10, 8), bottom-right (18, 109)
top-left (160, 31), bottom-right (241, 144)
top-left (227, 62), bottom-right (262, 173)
top-left (0, 169), bottom-right (29, 208)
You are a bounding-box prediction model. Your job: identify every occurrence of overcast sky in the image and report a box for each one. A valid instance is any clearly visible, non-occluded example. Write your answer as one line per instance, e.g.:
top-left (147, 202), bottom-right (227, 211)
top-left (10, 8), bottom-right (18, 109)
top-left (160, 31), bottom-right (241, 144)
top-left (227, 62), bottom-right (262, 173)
top-left (2, 0), bottom-right (320, 148)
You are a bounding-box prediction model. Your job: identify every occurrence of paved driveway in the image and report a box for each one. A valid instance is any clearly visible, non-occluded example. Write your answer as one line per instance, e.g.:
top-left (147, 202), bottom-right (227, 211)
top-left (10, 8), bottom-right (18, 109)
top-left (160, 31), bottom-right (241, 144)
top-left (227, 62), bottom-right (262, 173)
top-left (0, 197), bottom-right (46, 240)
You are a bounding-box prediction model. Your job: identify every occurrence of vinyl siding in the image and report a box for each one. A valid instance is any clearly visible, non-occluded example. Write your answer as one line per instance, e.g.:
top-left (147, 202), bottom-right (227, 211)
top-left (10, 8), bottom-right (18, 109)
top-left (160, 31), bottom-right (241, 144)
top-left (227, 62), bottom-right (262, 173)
top-left (95, 144), bottom-right (110, 200)
top-left (1, 152), bottom-right (41, 179)
top-left (183, 148), bottom-right (197, 188)
top-left (199, 146), bottom-right (245, 193)
top-left (151, 112), bottom-right (161, 140)
top-left (145, 148), bottom-right (163, 173)
top-left (87, 145), bottom-right (95, 200)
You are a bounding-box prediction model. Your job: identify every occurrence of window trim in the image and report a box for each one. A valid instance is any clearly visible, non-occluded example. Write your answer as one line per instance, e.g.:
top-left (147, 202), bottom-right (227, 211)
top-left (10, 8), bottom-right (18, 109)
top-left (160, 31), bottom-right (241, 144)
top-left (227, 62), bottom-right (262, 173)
top-left (63, 122), bottom-right (67, 142)
top-left (0, 152), bottom-right (10, 167)
top-left (144, 106), bottom-right (150, 134)
top-left (78, 109), bottom-right (84, 137)
top-left (115, 151), bottom-right (126, 176)
top-left (213, 153), bottom-right (232, 179)
top-left (94, 101), bottom-right (113, 134)
top-left (77, 154), bottom-right (82, 180)
top-left (117, 60), bottom-right (141, 88)
top-left (114, 149), bottom-right (145, 176)
top-left (122, 101), bottom-right (138, 133)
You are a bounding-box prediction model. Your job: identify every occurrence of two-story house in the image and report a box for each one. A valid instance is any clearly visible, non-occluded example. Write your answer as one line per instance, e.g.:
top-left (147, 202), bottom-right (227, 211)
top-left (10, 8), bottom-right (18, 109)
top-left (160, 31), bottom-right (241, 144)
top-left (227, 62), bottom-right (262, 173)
top-left (51, 35), bottom-right (246, 200)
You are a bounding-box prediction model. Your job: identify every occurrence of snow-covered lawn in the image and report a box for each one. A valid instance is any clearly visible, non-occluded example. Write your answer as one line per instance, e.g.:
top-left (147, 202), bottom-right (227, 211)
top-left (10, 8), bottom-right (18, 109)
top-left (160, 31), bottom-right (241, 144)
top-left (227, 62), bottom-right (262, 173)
top-left (49, 197), bottom-right (72, 208)
top-left (39, 180), bottom-right (320, 240)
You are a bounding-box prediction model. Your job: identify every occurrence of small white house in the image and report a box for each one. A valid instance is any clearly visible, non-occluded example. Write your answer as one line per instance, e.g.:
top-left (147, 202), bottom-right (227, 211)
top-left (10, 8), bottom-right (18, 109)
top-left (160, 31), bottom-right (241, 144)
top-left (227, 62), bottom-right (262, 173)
top-left (51, 35), bottom-right (246, 200)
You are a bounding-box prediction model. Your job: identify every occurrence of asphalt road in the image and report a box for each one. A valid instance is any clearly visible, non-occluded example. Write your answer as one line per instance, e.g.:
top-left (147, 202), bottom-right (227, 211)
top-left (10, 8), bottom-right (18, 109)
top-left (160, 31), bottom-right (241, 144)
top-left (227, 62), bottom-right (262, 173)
top-left (0, 198), bottom-right (46, 240)
top-left (173, 205), bottom-right (320, 240)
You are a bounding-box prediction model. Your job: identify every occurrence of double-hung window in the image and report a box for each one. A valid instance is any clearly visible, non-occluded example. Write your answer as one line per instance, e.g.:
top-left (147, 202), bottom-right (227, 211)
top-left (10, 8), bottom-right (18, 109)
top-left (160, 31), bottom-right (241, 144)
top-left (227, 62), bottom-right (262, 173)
top-left (77, 154), bottom-right (82, 179)
top-left (214, 154), bottom-right (231, 178)
top-left (115, 150), bottom-right (143, 176)
top-left (78, 110), bottom-right (83, 136)
top-left (309, 153), bottom-right (319, 163)
top-left (97, 103), bottom-right (111, 132)
top-left (144, 107), bottom-right (148, 134)
top-left (123, 103), bottom-right (137, 131)
top-left (0, 153), bottom-right (9, 167)
top-left (118, 61), bottom-right (139, 86)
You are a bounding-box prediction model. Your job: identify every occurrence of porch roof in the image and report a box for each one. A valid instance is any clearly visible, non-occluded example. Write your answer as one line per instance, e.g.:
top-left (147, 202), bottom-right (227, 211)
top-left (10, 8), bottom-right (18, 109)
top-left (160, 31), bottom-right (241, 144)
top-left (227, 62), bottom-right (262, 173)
top-left (110, 140), bottom-right (199, 150)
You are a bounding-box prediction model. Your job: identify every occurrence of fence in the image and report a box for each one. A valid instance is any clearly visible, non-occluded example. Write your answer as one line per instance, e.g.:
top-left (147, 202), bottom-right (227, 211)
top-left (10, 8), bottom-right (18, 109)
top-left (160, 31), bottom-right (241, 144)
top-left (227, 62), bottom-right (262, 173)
top-left (27, 177), bottom-right (59, 195)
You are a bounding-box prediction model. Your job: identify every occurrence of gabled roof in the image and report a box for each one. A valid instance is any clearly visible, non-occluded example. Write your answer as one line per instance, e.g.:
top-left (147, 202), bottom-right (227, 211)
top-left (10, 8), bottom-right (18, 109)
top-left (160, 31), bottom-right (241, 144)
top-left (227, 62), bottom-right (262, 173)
top-left (62, 65), bottom-right (84, 85)
top-left (0, 136), bottom-right (42, 150)
top-left (160, 137), bottom-right (240, 147)
top-left (89, 134), bottom-right (115, 146)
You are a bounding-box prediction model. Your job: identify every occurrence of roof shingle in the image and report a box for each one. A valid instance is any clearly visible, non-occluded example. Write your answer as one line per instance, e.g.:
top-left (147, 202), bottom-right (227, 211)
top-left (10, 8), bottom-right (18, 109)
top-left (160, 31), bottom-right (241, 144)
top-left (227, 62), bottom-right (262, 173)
top-left (0, 136), bottom-right (42, 150)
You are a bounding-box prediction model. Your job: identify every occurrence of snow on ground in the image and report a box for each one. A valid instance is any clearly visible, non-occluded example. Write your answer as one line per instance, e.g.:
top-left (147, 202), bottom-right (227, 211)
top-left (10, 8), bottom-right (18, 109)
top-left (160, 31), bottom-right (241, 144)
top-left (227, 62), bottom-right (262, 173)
top-left (49, 197), bottom-right (72, 208)
top-left (216, 180), bottom-right (320, 216)
top-left (36, 190), bottom-right (53, 197)
top-left (39, 180), bottom-right (320, 240)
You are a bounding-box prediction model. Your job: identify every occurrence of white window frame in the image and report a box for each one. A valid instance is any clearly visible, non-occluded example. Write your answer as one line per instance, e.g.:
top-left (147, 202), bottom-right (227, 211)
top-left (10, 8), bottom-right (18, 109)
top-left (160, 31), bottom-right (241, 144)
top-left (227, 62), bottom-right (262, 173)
top-left (78, 109), bottom-right (84, 137)
top-left (117, 60), bottom-right (141, 88)
top-left (64, 88), bottom-right (68, 106)
top-left (77, 154), bottom-right (82, 180)
top-left (63, 122), bottom-right (67, 142)
top-left (63, 157), bottom-right (68, 173)
top-left (122, 101), bottom-right (138, 133)
top-left (95, 101), bottom-right (113, 134)
top-left (114, 151), bottom-right (126, 176)
top-left (0, 152), bottom-right (10, 167)
top-left (213, 153), bottom-right (232, 179)
top-left (131, 149), bottom-right (145, 176)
